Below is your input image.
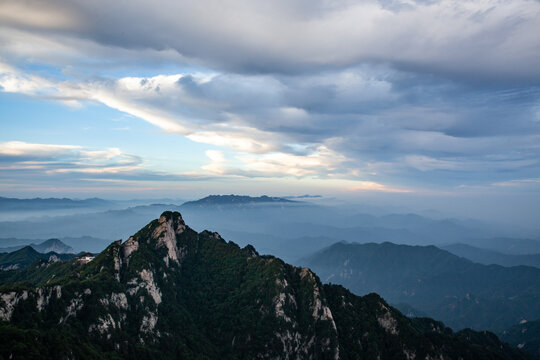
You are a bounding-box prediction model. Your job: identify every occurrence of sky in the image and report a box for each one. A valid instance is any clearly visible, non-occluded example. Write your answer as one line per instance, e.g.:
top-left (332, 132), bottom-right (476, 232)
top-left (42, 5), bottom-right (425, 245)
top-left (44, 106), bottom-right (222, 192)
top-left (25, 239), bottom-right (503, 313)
top-left (0, 0), bottom-right (539, 224)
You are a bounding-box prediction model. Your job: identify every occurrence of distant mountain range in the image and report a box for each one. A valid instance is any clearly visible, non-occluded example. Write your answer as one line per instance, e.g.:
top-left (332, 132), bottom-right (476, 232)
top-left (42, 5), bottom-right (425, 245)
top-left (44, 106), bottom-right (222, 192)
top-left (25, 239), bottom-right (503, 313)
top-left (181, 194), bottom-right (296, 208)
top-left (0, 195), bottom-right (297, 211)
top-left (1, 195), bottom-right (538, 262)
top-left (443, 243), bottom-right (540, 268)
top-left (0, 204), bottom-right (180, 240)
top-left (464, 237), bottom-right (540, 255)
top-left (0, 236), bottom-right (112, 253)
top-left (0, 238), bottom-right (74, 254)
top-left (302, 241), bottom-right (540, 331)
top-left (0, 196), bottom-right (110, 211)
top-left (0, 212), bottom-right (529, 359)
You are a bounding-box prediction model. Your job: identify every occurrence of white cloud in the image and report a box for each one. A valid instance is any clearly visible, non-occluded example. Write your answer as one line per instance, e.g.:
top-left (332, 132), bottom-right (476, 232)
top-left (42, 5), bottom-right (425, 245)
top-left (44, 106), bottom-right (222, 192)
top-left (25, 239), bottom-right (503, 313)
top-left (236, 145), bottom-right (348, 178)
top-left (492, 178), bottom-right (540, 188)
top-left (0, 62), bottom-right (60, 95)
top-left (2, 0), bottom-right (539, 80)
top-left (89, 85), bottom-right (190, 135)
top-left (1, 53), bottom-right (539, 188)
top-left (346, 181), bottom-right (413, 194)
top-left (0, 141), bottom-right (142, 174)
top-left (200, 145), bottom-right (351, 179)
top-left (0, 141), bottom-right (81, 157)
top-left (187, 131), bottom-right (278, 154)
top-left (403, 155), bottom-right (460, 172)
top-left (202, 150), bottom-right (227, 174)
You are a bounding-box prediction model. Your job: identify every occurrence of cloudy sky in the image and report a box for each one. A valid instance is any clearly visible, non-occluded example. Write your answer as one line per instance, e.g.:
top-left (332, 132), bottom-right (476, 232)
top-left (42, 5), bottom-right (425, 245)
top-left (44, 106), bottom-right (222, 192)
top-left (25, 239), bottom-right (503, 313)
top-left (1, 0), bottom-right (539, 219)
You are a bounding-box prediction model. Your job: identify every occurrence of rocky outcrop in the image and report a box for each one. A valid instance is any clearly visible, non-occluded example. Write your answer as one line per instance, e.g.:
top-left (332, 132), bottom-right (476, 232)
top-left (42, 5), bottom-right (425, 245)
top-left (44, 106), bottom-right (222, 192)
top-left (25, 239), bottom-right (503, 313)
top-left (152, 212), bottom-right (186, 266)
top-left (0, 291), bottom-right (28, 321)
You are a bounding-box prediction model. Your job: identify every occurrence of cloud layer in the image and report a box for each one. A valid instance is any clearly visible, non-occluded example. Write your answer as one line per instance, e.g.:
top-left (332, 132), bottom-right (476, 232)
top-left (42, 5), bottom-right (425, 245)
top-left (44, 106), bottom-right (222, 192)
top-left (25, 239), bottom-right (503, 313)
top-left (2, 0), bottom-right (540, 82)
top-left (2, 62), bottom-right (538, 188)
top-left (0, 0), bottom-right (539, 195)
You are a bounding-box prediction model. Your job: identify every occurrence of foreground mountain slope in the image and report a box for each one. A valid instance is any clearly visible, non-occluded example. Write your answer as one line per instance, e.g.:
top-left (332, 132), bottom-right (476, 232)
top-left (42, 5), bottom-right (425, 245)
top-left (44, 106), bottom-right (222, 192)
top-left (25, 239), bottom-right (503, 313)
top-left (500, 320), bottom-right (540, 359)
top-left (0, 212), bottom-right (530, 359)
top-left (0, 246), bottom-right (77, 271)
top-left (302, 242), bottom-right (540, 331)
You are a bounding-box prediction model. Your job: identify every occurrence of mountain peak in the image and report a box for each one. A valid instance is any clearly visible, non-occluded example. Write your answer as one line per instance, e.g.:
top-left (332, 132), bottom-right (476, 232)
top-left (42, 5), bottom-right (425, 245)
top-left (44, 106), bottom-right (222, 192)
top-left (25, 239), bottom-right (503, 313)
top-left (15, 245), bottom-right (39, 256)
top-left (157, 211), bottom-right (186, 235)
top-left (152, 211), bottom-right (187, 266)
top-left (34, 238), bottom-right (75, 254)
top-left (158, 210), bottom-right (185, 225)
top-left (119, 210), bottom-right (202, 274)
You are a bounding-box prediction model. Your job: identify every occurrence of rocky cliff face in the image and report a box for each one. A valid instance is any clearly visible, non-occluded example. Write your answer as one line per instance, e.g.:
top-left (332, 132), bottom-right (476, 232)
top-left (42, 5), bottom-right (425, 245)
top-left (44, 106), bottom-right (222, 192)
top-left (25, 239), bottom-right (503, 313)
top-left (0, 212), bottom-right (531, 359)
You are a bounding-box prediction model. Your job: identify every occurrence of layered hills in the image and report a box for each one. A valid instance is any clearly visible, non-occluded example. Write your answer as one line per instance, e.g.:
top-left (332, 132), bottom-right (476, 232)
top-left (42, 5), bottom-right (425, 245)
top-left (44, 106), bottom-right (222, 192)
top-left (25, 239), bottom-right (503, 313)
top-left (0, 212), bottom-right (529, 359)
top-left (0, 238), bottom-right (74, 254)
top-left (181, 194), bottom-right (295, 208)
top-left (0, 197), bottom-right (110, 211)
top-left (442, 243), bottom-right (540, 268)
top-left (302, 242), bottom-right (540, 331)
top-left (0, 246), bottom-right (77, 271)
top-left (2, 195), bottom-right (538, 263)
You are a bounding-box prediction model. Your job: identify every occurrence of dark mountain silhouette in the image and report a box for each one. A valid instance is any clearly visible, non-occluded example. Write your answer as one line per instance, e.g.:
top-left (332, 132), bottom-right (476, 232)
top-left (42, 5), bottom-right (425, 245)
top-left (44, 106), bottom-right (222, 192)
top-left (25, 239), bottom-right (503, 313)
top-left (303, 241), bottom-right (540, 331)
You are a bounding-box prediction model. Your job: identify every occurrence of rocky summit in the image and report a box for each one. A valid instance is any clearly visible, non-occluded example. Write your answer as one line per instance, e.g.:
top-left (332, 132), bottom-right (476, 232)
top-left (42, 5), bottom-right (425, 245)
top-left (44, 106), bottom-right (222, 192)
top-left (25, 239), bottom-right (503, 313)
top-left (0, 212), bottom-right (531, 359)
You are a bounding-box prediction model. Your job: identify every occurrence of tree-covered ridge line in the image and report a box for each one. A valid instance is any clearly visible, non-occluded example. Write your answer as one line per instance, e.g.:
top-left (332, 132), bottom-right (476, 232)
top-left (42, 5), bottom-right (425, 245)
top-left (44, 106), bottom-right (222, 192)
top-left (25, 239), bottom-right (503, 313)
top-left (0, 212), bottom-right (532, 359)
top-left (303, 241), bottom-right (540, 332)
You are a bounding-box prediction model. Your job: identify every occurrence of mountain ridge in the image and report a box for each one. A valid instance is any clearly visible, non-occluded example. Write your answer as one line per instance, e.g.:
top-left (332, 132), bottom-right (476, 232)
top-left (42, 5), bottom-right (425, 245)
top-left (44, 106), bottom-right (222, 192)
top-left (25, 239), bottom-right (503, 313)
top-left (0, 211), bottom-right (529, 359)
top-left (302, 241), bottom-right (540, 331)
top-left (0, 245), bottom-right (77, 271)
top-left (443, 243), bottom-right (540, 268)
top-left (0, 238), bottom-right (74, 254)
top-left (0, 196), bottom-right (110, 211)
top-left (181, 194), bottom-right (297, 208)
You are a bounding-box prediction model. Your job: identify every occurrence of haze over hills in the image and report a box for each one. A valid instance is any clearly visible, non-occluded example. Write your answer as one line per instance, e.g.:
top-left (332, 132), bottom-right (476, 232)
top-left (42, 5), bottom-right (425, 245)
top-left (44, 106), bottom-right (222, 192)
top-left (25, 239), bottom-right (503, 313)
top-left (0, 204), bottom-right (183, 240)
top-left (0, 196), bottom-right (187, 222)
top-left (0, 236), bottom-right (113, 254)
top-left (1, 195), bottom-right (539, 260)
top-left (0, 196), bottom-right (111, 210)
top-left (0, 212), bottom-right (530, 360)
top-left (443, 243), bottom-right (540, 268)
top-left (0, 197), bottom-right (116, 222)
top-left (1, 197), bottom-right (539, 357)
top-left (302, 241), bottom-right (540, 331)
top-left (0, 239), bottom-right (74, 254)
top-left (181, 194), bottom-right (296, 208)
top-left (463, 238), bottom-right (540, 256)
